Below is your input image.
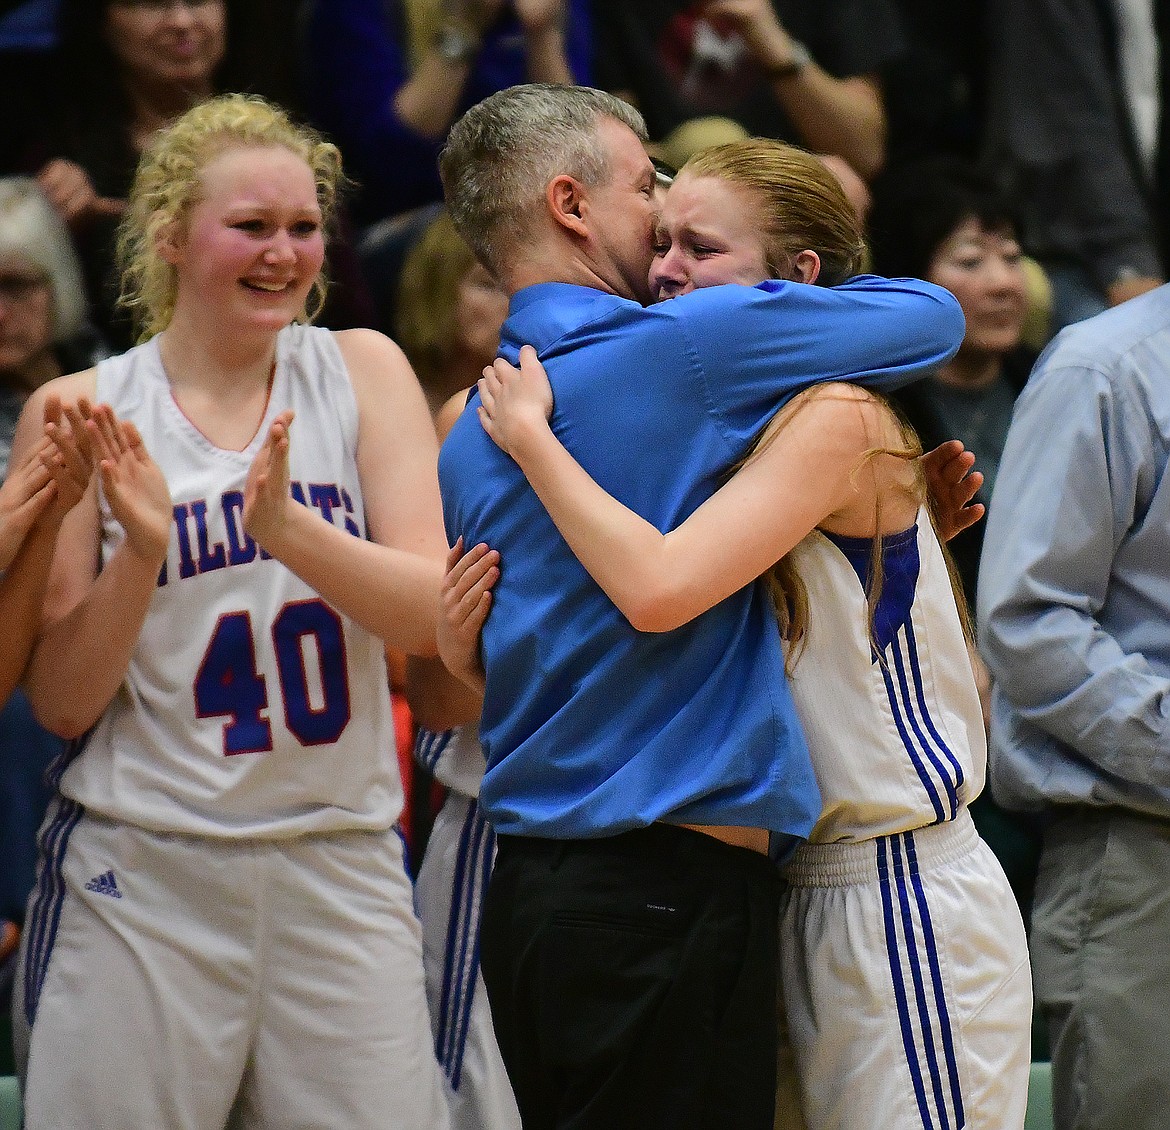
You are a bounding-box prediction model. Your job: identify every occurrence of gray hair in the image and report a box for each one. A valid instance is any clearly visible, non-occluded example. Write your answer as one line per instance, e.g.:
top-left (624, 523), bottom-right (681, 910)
top-left (0, 178), bottom-right (87, 343)
top-left (440, 84), bottom-right (648, 277)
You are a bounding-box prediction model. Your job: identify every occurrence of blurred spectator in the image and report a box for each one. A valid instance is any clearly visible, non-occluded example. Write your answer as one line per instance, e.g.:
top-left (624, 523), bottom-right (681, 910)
top-left (979, 283), bottom-right (1170, 1129)
top-left (303, 0), bottom-right (594, 225)
top-left (591, 0), bottom-right (905, 182)
top-left (395, 209), bottom-right (509, 416)
top-left (869, 155), bottom-right (1035, 609)
top-left (869, 155), bottom-right (1044, 928)
top-left (983, 0), bottom-right (1166, 331)
top-left (0, 178), bottom-right (99, 465)
top-left (0, 177), bottom-right (94, 1060)
top-left (23, 0), bottom-right (226, 350)
top-left (17, 0), bottom-right (363, 352)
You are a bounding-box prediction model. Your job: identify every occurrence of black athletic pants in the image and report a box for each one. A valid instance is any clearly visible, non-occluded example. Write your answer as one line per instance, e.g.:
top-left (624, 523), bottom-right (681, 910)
top-left (480, 823), bottom-right (782, 1130)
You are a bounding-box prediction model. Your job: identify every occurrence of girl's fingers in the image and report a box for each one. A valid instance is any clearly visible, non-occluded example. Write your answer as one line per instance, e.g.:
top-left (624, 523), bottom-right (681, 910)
top-left (123, 419), bottom-right (146, 453)
top-left (96, 405), bottom-right (126, 458)
top-left (83, 416), bottom-right (115, 464)
top-left (63, 401), bottom-right (92, 450)
top-left (451, 554), bottom-right (499, 602)
top-left (444, 540), bottom-right (492, 585)
top-left (445, 536), bottom-right (466, 572)
top-left (461, 564), bottom-right (499, 606)
top-left (477, 376), bottom-right (495, 415)
top-left (444, 544), bottom-right (498, 600)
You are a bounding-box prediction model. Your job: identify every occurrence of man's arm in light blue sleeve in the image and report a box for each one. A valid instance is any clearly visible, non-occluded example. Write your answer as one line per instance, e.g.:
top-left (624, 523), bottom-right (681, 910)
top-left (977, 361), bottom-right (1170, 789)
top-left (684, 276), bottom-right (966, 443)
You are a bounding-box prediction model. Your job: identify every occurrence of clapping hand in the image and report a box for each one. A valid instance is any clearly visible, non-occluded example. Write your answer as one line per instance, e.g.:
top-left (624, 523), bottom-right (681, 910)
top-left (243, 410), bottom-right (295, 551)
top-left (84, 403), bottom-right (172, 565)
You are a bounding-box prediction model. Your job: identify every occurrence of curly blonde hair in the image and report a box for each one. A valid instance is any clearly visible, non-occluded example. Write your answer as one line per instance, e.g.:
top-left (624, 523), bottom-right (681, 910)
top-left (116, 93), bottom-right (344, 341)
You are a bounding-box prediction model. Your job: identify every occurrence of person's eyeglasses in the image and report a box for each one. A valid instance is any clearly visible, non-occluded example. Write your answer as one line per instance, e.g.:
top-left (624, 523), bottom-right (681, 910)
top-left (0, 273), bottom-right (49, 303)
top-left (112, 0), bottom-right (219, 11)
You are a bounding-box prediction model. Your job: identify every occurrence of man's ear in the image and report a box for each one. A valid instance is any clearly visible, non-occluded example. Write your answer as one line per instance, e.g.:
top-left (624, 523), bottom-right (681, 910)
top-left (546, 174), bottom-right (589, 238)
top-left (790, 249), bottom-right (821, 284)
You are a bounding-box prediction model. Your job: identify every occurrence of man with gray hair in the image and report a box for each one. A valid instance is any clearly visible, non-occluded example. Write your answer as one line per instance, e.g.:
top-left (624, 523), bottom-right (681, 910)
top-left (434, 83), bottom-right (965, 1128)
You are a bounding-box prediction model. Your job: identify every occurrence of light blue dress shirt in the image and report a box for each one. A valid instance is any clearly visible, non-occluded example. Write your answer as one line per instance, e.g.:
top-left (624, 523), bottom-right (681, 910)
top-left (978, 284), bottom-right (1170, 817)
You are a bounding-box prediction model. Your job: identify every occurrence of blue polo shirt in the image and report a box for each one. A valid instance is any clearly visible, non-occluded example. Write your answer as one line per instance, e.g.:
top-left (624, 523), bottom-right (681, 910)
top-left (439, 276), bottom-right (964, 839)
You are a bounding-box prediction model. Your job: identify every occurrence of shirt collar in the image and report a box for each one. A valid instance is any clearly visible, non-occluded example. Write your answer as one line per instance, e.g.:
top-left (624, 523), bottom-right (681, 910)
top-left (500, 282), bottom-right (639, 361)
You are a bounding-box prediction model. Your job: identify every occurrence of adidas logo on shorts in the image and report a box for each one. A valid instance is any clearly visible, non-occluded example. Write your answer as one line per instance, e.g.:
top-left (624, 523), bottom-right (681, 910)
top-left (84, 870), bottom-right (123, 898)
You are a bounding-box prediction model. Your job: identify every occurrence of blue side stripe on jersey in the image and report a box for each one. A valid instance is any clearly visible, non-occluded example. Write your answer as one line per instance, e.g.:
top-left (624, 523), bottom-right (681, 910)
top-left (436, 799), bottom-right (493, 1087)
top-left (436, 802), bottom-right (478, 1074)
top-left (903, 619), bottom-right (965, 797)
top-left (879, 653), bottom-right (946, 824)
top-left (414, 728), bottom-right (454, 773)
top-left (23, 796), bottom-right (84, 1026)
top-left (449, 810), bottom-right (495, 1088)
top-left (891, 834), bottom-right (952, 1129)
top-left (443, 807), bottom-right (485, 1084)
top-left (905, 834), bottom-right (965, 1126)
top-left (23, 791), bottom-right (76, 1015)
top-left (880, 833), bottom-right (966, 1129)
top-left (878, 836), bottom-right (935, 1128)
top-left (890, 632), bottom-right (960, 821)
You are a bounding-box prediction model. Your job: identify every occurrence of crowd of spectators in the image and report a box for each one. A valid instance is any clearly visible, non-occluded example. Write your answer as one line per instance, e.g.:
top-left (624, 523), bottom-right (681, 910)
top-left (0, 0), bottom-right (1166, 1106)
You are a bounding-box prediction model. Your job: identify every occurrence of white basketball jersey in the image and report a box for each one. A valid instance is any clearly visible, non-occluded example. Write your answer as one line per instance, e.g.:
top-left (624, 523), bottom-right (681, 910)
top-left (414, 725), bottom-right (486, 799)
top-left (60, 324), bottom-right (403, 838)
top-left (785, 510), bottom-right (986, 843)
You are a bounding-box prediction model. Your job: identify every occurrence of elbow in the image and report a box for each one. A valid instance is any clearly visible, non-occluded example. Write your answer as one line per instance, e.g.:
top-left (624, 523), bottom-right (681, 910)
top-left (408, 633), bottom-right (440, 661)
top-left (24, 666), bottom-right (103, 740)
top-left (621, 583), bottom-right (698, 634)
top-left (30, 697), bottom-right (95, 742)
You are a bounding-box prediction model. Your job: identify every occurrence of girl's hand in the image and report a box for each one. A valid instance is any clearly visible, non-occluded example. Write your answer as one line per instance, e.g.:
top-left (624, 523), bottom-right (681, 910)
top-left (243, 410), bottom-right (295, 551)
top-left (921, 439), bottom-right (985, 541)
top-left (86, 404), bottom-right (172, 565)
top-left (0, 436), bottom-right (58, 569)
top-left (44, 395), bottom-right (97, 518)
top-left (438, 537), bottom-right (500, 692)
top-left (477, 344), bottom-right (554, 458)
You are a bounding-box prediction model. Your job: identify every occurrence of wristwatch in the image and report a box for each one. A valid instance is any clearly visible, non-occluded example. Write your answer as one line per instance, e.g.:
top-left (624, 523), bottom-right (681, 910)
top-left (435, 23), bottom-right (481, 64)
top-left (765, 39), bottom-right (812, 80)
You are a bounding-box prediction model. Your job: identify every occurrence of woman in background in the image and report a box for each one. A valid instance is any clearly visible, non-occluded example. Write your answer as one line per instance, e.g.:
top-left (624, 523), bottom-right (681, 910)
top-left (868, 154), bottom-right (1035, 611)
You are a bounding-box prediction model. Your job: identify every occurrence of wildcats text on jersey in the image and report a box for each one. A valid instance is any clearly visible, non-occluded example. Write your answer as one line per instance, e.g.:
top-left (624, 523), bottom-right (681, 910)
top-left (158, 480), bottom-right (363, 587)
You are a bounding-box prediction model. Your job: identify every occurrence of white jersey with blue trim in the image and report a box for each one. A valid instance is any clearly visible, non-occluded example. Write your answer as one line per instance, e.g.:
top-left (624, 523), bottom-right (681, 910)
top-left (414, 725), bottom-right (486, 799)
top-left (59, 324), bottom-right (403, 838)
top-left (785, 509), bottom-right (985, 843)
